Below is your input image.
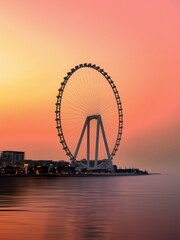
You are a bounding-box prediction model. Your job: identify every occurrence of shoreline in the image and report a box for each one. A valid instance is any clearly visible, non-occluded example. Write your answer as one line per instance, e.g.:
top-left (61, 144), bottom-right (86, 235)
top-left (0, 173), bottom-right (155, 177)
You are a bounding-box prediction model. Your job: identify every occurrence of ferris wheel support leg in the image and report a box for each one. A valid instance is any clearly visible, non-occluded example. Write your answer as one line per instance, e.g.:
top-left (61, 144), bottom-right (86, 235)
top-left (87, 120), bottom-right (90, 169)
top-left (99, 116), bottom-right (111, 159)
top-left (99, 116), bottom-right (113, 171)
top-left (74, 119), bottom-right (87, 159)
top-left (95, 117), bottom-right (100, 169)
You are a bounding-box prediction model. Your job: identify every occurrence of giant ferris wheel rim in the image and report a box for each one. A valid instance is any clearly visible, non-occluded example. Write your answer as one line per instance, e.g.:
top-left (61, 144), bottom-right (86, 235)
top-left (55, 63), bottom-right (123, 162)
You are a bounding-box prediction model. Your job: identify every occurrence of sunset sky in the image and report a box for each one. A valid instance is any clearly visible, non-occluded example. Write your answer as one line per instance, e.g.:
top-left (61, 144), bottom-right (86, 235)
top-left (0, 0), bottom-right (180, 173)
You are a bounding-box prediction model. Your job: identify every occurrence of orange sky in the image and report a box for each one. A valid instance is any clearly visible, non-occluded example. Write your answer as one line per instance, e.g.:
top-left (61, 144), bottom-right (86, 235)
top-left (0, 0), bottom-right (180, 173)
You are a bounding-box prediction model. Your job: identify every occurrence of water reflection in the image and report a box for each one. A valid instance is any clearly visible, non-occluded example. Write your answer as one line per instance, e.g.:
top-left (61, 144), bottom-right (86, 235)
top-left (0, 175), bottom-right (180, 240)
top-left (44, 178), bottom-right (114, 240)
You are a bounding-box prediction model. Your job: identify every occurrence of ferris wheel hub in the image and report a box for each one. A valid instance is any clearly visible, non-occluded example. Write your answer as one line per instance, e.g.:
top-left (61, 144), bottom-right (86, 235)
top-left (87, 114), bottom-right (100, 120)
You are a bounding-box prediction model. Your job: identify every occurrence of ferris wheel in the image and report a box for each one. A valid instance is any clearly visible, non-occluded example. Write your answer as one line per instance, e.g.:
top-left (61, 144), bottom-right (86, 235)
top-left (55, 63), bottom-right (123, 171)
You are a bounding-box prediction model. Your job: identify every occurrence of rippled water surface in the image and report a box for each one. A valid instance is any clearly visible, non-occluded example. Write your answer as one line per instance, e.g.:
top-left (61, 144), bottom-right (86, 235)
top-left (0, 174), bottom-right (180, 240)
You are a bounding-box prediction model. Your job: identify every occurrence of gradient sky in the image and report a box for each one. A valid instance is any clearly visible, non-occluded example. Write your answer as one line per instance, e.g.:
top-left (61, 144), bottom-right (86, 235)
top-left (0, 0), bottom-right (180, 173)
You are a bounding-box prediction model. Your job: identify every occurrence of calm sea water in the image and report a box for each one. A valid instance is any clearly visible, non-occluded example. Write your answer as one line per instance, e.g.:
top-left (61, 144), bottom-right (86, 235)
top-left (0, 174), bottom-right (180, 240)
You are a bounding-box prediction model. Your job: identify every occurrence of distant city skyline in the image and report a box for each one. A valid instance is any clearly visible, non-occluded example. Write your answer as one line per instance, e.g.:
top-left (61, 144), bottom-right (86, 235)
top-left (0, 0), bottom-right (180, 173)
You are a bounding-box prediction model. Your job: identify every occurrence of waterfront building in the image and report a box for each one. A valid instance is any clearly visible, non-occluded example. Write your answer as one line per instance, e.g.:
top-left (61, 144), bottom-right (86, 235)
top-left (0, 151), bottom-right (24, 167)
top-left (77, 159), bottom-right (115, 172)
